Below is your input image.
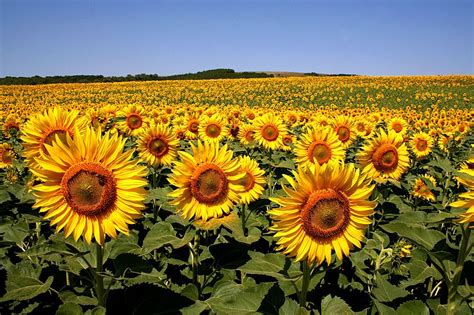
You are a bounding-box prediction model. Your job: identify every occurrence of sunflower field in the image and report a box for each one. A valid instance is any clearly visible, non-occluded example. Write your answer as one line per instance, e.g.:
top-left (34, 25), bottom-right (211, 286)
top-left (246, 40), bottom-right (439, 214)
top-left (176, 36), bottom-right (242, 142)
top-left (0, 75), bottom-right (473, 314)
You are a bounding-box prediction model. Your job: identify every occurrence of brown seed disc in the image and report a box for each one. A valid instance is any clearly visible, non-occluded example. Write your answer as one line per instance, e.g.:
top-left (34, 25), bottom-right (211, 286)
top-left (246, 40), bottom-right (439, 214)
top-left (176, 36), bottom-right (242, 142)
top-left (301, 189), bottom-right (350, 241)
top-left (61, 162), bottom-right (117, 217)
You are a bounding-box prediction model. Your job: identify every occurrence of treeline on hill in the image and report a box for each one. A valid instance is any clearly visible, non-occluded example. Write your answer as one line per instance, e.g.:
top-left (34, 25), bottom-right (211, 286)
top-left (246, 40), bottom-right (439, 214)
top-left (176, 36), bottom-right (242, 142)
top-left (0, 69), bottom-right (273, 85)
top-left (304, 72), bottom-right (357, 77)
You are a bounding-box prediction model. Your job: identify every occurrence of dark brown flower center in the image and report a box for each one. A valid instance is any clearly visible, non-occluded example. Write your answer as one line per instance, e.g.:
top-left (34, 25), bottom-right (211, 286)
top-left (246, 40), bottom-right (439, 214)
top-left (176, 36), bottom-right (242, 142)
top-left (190, 163), bottom-right (229, 205)
top-left (301, 189), bottom-right (350, 241)
top-left (308, 142), bottom-right (332, 164)
top-left (372, 143), bottom-right (399, 172)
top-left (336, 126), bottom-right (350, 142)
top-left (262, 124), bottom-right (279, 141)
top-left (205, 123), bottom-right (222, 138)
top-left (416, 139), bottom-right (428, 151)
top-left (392, 122), bottom-right (403, 133)
top-left (239, 171), bottom-right (256, 192)
top-left (61, 163), bottom-right (116, 217)
top-left (148, 137), bottom-right (169, 157)
top-left (127, 114), bottom-right (143, 130)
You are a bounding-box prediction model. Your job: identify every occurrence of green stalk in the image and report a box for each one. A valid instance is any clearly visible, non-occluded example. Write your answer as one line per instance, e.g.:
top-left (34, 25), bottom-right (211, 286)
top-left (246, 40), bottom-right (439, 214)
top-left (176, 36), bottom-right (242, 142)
top-left (190, 233), bottom-right (201, 296)
top-left (447, 225), bottom-right (471, 315)
top-left (95, 243), bottom-right (106, 308)
top-left (241, 204), bottom-right (247, 236)
top-left (299, 261), bottom-right (312, 308)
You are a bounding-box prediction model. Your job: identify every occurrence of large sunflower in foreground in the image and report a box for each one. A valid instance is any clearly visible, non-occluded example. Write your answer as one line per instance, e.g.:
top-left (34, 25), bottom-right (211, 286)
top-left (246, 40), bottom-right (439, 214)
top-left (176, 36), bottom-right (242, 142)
top-left (21, 107), bottom-right (87, 171)
top-left (410, 132), bottom-right (433, 159)
top-left (137, 123), bottom-right (179, 167)
top-left (32, 127), bottom-right (148, 245)
top-left (253, 113), bottom-right (287, 150)
top-left (269, 163), bottom-right (376, 265)
top-left (238, 156), bottom-right (266, 204)
top-left (168, 141), bottom-right (245, 221)
top-left (357, 130), bottom-right (410, 183)
top-left (295, 126), bottom-right (345, 168)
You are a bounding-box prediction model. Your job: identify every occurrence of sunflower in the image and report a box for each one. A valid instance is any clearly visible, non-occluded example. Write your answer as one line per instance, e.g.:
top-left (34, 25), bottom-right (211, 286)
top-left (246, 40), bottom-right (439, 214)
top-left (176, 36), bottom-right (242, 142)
top-left (198, 114), bottom-right (228, 143)
top-left (388, 117), bottom-right (408, 135)
top-left (331, 115), bottom-right (356, 148)
top-left (357, 130), bottom-right (410, 183)
top-left (282, 134), bottom-right (295, 151)
top-left (438, 133), bottom-right (453, 153)
top-left (21, 107), bottom-right (87, 171)
top-left (269, 163), bottom-right (376, 265)
top-left (185, 116), bottom-right (200, 140)
top-left (294, 126), bottom-right (345, 168)
top-left (3, 117), bottom-right (20, 138)
top-left (410, 132), bottom-right (433, 159)
top-left (168, 141), bottom-right (245, 221)
top-left (451, 191), bottom-right (474, 224)
top-left (0, 143), bottom-right (15, 168)
top-left (456, 156), bottom-right (474, 188)
top-left (117, 104), bottom-right (148, 137)
top-left (412, 174), bottom-right (437, 201)
top-left (137, 123), bottom-right (179, 167)
top-left (238, 124), bottom-right (257, 147)
top-left (32, 127), bottom-right (148, 245)
top-left (253, 113), bottom-right (287, 150)
top-left (237, 156), bottom-right (266, 204)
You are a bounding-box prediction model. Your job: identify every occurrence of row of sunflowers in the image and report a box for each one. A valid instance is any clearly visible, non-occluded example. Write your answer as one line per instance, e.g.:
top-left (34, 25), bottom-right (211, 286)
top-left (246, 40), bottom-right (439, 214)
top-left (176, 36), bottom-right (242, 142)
top-left (0, 76), bottom-right (473, 314)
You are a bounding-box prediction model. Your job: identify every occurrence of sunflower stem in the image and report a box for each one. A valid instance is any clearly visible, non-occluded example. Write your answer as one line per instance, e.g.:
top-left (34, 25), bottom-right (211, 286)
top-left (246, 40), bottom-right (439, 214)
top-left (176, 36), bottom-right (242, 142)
top-left (190, 233), bottom-right (201, 297)
top-left (299, 260), bottom-right (312, 308)
top-left (447, 224), bottom-right (471, 315)
top-left (94, 243), bottom-right (106, 308)
top-left (241, 204), bottom-right (247, 236)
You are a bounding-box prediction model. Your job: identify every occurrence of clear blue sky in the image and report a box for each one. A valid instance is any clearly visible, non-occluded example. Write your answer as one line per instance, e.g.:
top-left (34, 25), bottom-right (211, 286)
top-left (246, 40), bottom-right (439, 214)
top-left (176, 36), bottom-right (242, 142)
top-left (1, 0), bottom-right (472, 76)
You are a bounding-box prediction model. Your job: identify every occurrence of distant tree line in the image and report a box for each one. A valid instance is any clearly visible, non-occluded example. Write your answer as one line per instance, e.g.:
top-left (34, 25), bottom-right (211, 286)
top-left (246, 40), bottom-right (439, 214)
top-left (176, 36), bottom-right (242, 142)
top-left (304, 72), bottom-right (357, 77)
top-left (0, 69), bottom-right (273, 85)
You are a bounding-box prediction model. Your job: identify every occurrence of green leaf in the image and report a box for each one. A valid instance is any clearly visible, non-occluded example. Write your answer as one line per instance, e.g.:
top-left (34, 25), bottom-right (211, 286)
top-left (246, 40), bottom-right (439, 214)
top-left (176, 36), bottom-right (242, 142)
top-left (59, 290), bottom-right (97, 306)
top-left (321, 295), bottom-right (353, 315)
top-left (123, 268), bottom-right (166, 287)
top-left (206, 281), bottom-right (273, 315)
top-left (401, 260), bottom-right (441, 288)
top-left (385, 195), bottom-right (412, 213)
top-left (373, 300), bottom-right (396, 315)
top-left (56, 303), bottom-right (83, 315)
top-left (84, 306), bottom-right (106, 315)
top-left (397, 300), bottom-right (429, 315)
top-left (380, 222), bottom-right (445, 250)
top-left (142, 221), bottom-right (195, 254)
top-left (0, 276), bottom-right (54, 302)
top-left (279, 298), bottom-right (309, 315)
top-left (238, 251), bottom-right (301, 281)
top-left (0, 189), bottom-right (11, 203)
top-left (371, 274), bottom-right (409, 302)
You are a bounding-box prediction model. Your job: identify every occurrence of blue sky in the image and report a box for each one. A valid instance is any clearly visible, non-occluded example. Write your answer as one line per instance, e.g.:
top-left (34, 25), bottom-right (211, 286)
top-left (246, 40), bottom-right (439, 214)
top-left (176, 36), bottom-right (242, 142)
top-left (1, 0), bottom-right (472, 76)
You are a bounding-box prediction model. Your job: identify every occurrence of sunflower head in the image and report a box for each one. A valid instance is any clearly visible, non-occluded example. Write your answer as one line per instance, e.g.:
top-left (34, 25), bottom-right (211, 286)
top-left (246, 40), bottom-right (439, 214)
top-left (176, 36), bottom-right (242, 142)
top-left (21, 107), bottom-right (87, 171)
top-left (295, 126), bottom-right (345, 168)
top-left (137, 123), bottom-right (179, 167)
top-left (117, 104), bottom-right (148, 136)
top-left (169, 141), bottom-right (245, 221)
top-left (357, 129), bottom-right (410, 183)
top-left (0, 143), bottom-right (15, 168)
top-left (237, 156), bottom-right (266, 205)
top-left (253, 113), bottom-right (287, 150)
top-left (410, 132), bottom-right (433, 159)
top-left (412, 174), bottom-right (437, 201)
top-left (269, 163), bottom-right (376, 265)
top-left (32, 127), bottom-right (148, 245)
